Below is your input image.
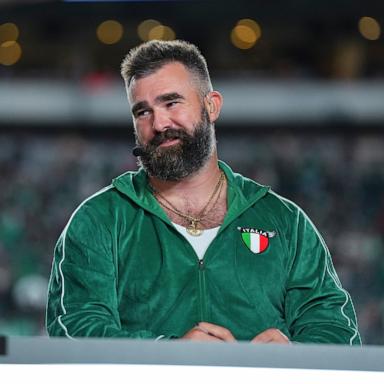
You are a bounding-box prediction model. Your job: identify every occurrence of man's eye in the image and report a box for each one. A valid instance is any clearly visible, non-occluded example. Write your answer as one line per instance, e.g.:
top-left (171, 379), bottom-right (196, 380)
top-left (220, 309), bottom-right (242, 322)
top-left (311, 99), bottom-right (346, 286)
top-left (166, 101), bottom-right (179, 107)
top-left (136, 110), bottom-right (150, 118)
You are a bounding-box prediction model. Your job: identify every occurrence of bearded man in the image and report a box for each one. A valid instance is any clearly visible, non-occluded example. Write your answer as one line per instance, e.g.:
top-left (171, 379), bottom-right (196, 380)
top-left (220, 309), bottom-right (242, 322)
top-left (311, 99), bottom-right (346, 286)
top-left (46, 40), bottom-right (361, 344)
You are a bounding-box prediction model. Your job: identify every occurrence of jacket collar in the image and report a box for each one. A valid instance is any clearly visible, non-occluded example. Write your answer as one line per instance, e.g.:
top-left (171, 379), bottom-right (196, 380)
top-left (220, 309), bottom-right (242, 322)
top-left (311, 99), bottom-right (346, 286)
top-left (112, 161), bottom-right (270, 229)
top-left (218, 161), bottom-right (270, 232)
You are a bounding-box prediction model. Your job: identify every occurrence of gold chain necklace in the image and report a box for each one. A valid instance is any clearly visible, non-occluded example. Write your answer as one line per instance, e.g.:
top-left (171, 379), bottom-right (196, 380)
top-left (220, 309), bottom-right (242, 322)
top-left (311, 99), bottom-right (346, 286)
top-left (151, 171), bottom-right (225, 236)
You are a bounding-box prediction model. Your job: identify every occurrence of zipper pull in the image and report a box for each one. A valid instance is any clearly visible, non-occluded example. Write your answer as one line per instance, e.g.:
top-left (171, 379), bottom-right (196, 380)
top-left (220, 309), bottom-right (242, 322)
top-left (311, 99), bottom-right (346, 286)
top-left (198, 259), bottom-right (204, 270)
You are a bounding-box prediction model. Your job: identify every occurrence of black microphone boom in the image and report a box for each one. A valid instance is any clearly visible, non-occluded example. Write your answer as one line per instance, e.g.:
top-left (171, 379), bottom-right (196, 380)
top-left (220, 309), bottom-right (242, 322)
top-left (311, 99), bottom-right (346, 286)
top-left (132, 146), bottom-right (146, 157)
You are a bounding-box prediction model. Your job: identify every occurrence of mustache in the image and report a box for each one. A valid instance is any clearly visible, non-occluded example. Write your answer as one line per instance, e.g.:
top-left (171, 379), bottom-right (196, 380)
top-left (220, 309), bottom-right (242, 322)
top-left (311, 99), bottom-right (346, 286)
top-left (149, 128), bottom-right (190, 148)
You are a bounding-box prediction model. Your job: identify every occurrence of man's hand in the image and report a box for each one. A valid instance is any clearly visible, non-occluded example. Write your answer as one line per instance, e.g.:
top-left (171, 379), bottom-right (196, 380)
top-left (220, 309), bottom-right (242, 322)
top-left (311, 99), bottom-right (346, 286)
top-left (251, 328), bottom-right (290, 344)
top-left (181, 322), bottom-right (236, 342)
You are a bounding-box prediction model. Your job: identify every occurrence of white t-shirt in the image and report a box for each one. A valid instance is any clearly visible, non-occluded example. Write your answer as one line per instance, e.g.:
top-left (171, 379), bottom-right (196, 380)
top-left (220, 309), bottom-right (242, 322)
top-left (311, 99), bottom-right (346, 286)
top-left (173, 222), bottom-right (220, 260)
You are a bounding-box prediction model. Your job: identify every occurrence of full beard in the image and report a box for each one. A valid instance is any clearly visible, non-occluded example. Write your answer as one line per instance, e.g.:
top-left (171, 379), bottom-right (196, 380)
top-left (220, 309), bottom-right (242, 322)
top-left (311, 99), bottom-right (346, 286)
top-left (136, 108), bottom-right (215, 181)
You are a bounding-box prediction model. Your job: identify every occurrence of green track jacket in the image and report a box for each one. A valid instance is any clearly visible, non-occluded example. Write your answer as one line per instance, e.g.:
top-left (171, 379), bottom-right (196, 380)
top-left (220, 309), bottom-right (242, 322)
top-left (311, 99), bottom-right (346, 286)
top-left (46, 161), bottom-right (361, 344)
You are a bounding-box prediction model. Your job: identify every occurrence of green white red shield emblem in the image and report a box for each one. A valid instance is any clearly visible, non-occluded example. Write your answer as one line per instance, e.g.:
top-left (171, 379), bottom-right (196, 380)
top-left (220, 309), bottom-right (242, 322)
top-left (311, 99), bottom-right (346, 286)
top-left (238, 227), bottom-right (276, 254)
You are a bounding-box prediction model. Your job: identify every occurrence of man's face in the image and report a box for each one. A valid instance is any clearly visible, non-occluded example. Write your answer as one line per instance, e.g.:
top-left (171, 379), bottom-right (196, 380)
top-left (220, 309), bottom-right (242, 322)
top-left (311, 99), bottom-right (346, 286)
top-left (127, 62), bottom-right (215, 180)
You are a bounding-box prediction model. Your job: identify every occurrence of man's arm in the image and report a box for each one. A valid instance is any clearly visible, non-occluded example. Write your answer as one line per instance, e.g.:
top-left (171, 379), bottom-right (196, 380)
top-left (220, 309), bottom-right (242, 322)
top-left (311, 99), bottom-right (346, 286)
top-left (46, 203), bottom-right (162, 339)
top-left (283, 207), bottom-right (361, 345)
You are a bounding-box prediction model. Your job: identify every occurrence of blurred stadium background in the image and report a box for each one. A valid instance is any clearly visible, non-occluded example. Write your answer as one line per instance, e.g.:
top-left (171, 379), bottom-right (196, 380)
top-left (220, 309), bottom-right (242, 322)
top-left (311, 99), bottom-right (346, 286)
top-left (0, 0), bottom-right (383, 344)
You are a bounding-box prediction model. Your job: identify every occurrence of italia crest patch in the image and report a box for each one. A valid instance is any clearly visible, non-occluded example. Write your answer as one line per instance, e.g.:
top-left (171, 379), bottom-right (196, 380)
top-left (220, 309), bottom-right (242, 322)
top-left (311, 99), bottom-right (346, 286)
top-left (238, 227), bottom-right (276, 254)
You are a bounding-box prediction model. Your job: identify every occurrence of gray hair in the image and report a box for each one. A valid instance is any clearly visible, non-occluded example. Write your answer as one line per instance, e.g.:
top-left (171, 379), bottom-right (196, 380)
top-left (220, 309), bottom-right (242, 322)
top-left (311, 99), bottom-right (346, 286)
top-left (121, 39), bottom-right (213, 97)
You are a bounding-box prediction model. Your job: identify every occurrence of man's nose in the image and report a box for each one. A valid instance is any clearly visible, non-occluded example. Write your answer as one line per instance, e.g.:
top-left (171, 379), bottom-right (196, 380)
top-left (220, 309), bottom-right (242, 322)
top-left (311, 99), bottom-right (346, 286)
top-left (152, 108), bottom-right (172, 132)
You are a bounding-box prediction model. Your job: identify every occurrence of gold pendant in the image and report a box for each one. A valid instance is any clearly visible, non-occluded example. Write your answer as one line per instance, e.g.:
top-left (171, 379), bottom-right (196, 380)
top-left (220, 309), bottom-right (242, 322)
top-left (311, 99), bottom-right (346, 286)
top-left (186, 221), bottom-right (203, 236)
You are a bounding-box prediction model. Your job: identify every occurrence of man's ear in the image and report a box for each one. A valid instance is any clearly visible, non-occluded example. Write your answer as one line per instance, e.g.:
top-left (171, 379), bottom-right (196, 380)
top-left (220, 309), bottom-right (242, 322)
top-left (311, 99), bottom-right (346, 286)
top-left (204, 91), bottom-right (223, 123)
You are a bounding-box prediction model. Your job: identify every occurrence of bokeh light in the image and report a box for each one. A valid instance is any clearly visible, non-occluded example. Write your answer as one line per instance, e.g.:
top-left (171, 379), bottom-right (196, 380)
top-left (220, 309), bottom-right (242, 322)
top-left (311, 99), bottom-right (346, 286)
top-left (96, 20), bottom-right (123, 45)
top-left (137, 19), bottom-right (175, 41)
top-left (0, 40), bottom-right (22, 66)
top-left (0, 22), bottom-right (19, 44)
top-left (137, 19), bottom-right (161, 41)
top-left (231, 18), bottom-right (262, 49)
top-left (358, 16), bottom-right (381, 40)
top-left (148, 25), bottom-right (176, 41)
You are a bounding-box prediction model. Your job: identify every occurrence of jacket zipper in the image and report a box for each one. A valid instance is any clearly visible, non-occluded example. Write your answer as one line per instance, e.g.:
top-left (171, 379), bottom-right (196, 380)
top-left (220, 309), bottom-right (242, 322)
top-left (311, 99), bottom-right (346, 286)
top-left (198, 259), bottom-right (207, 321)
